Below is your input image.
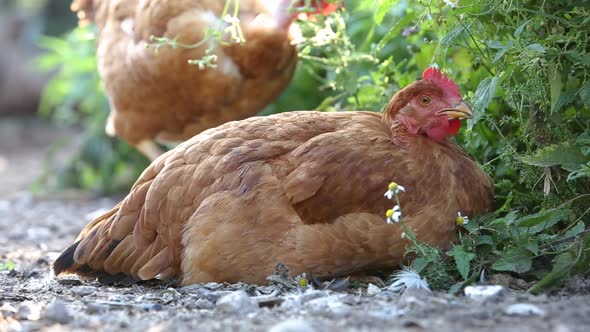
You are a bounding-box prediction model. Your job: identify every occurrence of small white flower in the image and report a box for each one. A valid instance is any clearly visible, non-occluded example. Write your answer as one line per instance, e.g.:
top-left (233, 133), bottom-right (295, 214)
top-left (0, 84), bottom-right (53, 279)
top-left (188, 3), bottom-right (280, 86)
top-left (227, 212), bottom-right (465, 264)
top-left (388, 267), bottom-right (431, 293)
top-left (295, 273), bottom-right (310, 288)
top-left (222, 14), bottom-right (240, 26)
top-left (443, 0), bottom-right (459, 8)
top-left (401, 232), bottom-right (406, 239)
top-left (456, 212), bottom-right (469, 226)
top-left (384, 182), bottom-right (405, 199)
top-left (386, 205), bottom-right (402, 224)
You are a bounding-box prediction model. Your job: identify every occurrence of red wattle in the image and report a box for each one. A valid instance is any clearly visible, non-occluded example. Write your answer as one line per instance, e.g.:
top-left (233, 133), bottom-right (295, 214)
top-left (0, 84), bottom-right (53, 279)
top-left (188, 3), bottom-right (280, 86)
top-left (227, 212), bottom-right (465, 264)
top-left (448, 119), bottom-right (461, 136)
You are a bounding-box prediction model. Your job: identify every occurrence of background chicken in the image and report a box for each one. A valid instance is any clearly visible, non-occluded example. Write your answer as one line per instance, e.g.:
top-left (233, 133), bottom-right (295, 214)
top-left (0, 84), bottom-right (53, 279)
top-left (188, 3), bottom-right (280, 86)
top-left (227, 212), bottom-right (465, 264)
top-left (54, 67), bottom-right (494, 285)
top-left (70, 0), bottom-right (338, 160)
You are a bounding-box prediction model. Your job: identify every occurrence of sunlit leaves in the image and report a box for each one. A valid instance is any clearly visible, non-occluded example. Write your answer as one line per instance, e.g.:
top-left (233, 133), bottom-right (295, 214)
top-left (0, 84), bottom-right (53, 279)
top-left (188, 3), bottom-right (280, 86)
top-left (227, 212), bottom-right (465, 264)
top-left (372, 0), bottom-right (399, 24)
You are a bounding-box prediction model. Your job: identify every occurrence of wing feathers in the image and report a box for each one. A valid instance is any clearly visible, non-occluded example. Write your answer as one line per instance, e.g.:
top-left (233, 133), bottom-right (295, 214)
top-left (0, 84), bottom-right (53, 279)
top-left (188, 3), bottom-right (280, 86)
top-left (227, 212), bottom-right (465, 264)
top-left (138, 247), bottom-right (171, 280)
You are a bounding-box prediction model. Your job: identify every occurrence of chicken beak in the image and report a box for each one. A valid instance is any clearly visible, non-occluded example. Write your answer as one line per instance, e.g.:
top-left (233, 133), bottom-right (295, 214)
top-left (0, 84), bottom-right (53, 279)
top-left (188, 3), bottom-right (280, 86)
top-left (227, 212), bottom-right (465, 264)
top-left (438, 101), bottom-right (473, 120)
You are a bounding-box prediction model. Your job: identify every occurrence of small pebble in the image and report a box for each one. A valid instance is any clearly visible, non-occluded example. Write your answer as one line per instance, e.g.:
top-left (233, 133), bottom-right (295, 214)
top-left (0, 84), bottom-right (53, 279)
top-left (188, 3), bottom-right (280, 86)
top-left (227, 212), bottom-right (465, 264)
top-left (86, 302), bottom-right (109, 314)
top-left (17, 302), bottom-right (41, 321)
top-left (182, 287), bottom-right (230, 302)
top-left (505, 303), bottom-right (546, 317)
top-left (42, 299), bottom-right (73, 324)
top-left (256, 296), bottom-right (285, 308)
top-left (268, 319), bottom-right (316, 332)
top-left (71, 285), bottom-right (97, 297)
top-left (299, 290), bottom-right (329, 303)
top-left (138, 303), bottom-right (163, 311)
top-left (193, 298), bottom-right (215, 310)
top-left (1, 302), bottom-right (17, 315)
top-left (489, 273), bottom-right (529, 290)
top-left (161, 288), bottom-right (182, 303)
top-left (399, 287), bottom-right (432, 307)
top-left (464, 285), bottom-right (505, 301)
top-left (0, 200), bottom-right (10, 211)
top-left (25, 227), bottom-right (52, 241)
top-left (216, 291), bottom-right (257, 314)
top-left (367, 283), bottom-right (382, 296)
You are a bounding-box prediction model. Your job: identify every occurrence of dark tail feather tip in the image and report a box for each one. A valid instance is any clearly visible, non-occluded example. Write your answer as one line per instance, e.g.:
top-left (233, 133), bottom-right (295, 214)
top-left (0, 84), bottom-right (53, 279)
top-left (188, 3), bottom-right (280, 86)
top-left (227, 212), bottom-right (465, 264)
top-left (53, 241), bottom-right (80, 275)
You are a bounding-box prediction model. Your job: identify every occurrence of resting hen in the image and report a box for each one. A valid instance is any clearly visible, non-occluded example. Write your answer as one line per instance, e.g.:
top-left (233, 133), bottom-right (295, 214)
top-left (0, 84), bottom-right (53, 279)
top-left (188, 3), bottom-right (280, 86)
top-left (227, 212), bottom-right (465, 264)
top-left (54, 67), bottom-right (494, 285)
top-left (71, 0), bottom-right (338, 160)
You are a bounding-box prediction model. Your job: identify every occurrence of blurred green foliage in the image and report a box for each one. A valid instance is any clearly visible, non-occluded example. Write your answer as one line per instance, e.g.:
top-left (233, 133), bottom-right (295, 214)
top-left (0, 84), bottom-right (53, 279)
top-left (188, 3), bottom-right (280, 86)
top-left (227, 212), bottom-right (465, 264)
top-left (38, 0), bottom-right (589, 292)
top-left (37, 26), bottom-right (149, 193)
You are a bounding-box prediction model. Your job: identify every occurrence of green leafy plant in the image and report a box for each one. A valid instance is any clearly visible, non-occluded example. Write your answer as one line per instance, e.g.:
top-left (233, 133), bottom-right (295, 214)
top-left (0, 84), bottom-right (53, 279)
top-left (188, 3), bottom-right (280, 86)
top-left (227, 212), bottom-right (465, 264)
top-left (352, 0), bottom-right (590, 294)
top-left (0, 261), bottom-right (15, 271)
top-left (37, 25), bottom-right (149, 194)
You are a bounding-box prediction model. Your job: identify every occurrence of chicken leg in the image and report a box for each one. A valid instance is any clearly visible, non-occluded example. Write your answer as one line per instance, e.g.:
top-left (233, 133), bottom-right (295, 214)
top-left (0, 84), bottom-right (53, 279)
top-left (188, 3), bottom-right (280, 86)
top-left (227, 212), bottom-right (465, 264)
top-left (136, 140), bottom-right (166, 161)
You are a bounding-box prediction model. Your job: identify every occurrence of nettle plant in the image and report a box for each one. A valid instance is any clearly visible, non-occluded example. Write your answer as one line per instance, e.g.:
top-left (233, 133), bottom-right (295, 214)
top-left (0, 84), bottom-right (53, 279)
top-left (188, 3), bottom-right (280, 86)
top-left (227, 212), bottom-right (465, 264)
top-left (298, 0), bottom-right (589, 292)
top-left (364, 0), bottom-right (589, 292)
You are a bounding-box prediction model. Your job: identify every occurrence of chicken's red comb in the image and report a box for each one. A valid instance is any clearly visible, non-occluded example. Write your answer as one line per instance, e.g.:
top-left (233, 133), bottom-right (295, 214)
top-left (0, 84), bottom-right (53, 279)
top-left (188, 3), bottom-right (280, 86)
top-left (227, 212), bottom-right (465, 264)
top-left (422, 67), bottom-right (461, 97)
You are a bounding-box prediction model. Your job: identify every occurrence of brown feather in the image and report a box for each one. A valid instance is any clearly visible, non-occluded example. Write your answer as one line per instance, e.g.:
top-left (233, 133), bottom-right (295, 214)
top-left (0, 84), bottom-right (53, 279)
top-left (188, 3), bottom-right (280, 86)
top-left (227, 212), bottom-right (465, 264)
top-left (54, 78), bottom-right (494, 285)
top-left (70, 0), bottom-right (302, 153)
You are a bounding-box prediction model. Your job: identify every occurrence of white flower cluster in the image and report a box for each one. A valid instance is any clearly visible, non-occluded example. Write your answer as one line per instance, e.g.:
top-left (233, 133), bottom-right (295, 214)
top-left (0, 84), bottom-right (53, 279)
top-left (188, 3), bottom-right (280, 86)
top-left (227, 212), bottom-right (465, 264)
top-left (384, 182), bottom-right (405, 223)
top-left (443, 0), bottom-right (459, 8)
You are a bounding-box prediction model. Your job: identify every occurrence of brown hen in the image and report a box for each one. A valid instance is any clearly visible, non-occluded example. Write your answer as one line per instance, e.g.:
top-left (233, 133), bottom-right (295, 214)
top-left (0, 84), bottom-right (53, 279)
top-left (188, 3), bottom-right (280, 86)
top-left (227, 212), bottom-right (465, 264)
top-left (71, 0), bottom-right (337, 160)
top-left (54, 67), bottom-right (494, 285)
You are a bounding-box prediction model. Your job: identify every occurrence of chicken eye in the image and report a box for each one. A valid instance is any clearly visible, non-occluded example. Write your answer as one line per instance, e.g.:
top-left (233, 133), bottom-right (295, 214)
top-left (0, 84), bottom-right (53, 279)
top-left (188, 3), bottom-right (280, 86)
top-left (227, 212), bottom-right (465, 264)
top-left (420, 96), bottom-right (431, 105)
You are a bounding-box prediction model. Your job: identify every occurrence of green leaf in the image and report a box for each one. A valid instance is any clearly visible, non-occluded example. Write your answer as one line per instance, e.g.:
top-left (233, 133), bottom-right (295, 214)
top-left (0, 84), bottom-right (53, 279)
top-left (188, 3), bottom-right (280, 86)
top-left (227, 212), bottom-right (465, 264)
top-left (549, 65), bottom-right (563, 113)
top-left (411, 257), bottom-right (429, 274)
top-left (527, 43), bottom-right (546, 53)
top-left (514, 20), bottom-right (530, 37)
top-left (567, 163), bottom-right (590, 181)
top-left (448, 281), bottom-right (465, 295)
top-left (553, 90), bottom-right (576, 113)
top-left (580, 81), bottom-right (590, 108)
top-left (564, 222), bottom-right (586, 238)
top-left (468, 75), bottom-right (500, 129)
top-left (490, 210), bottom-right (519, 227)
top-left (492, 42), bottom-right (513, 63)
top-left (373, 0), bottom-right (398, 24)
top-left (516, 209), bottom-right (571, 234)
top-left (529, 252), bottom-right (574, 294)
top-left (0, 261), bottom-right (14, 271)
top-left (487, 41), bottom-right (505, 49)
top-left (375, 11), bottom-right (416, 53)
top-left (521, 142), bottom-right (588, 172)
top-left (446, 245), bottom-right (475, 280)
top-left (575, 236), bottom-right (590, 274)
top-left (520, 239), bottom-right (539, 255)
top-left (491, 247), bottom-right (533, 273)
top-left (477, 235), bottom-right (494, 246)
top-left (440, 26), bottom-right (467, 48)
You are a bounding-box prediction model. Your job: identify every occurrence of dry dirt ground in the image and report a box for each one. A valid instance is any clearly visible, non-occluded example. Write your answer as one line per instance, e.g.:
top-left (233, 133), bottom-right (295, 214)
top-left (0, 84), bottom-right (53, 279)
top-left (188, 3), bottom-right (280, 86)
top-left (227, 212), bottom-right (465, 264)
top-left (1, 117), bottom-right (590, 332)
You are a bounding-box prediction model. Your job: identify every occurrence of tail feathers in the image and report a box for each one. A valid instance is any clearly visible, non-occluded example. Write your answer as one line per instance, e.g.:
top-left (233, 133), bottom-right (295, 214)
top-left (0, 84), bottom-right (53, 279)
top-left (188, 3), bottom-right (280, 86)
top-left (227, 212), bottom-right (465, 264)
top-left (52, 207), bottom-right (131, 282)
top-left (53, 240), bottom-right (137, 285)
top-left (53, 240), bottom-right (82, 276)
top-left (52, 206), bottom-right (176, 284)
